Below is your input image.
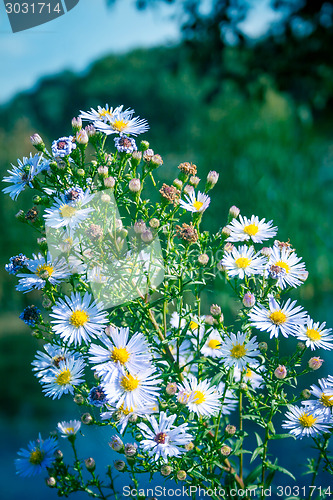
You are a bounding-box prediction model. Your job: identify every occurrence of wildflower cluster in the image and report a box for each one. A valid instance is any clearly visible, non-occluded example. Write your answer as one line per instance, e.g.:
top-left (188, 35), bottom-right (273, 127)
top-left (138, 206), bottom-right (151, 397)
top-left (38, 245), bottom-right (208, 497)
top-left (4, 104), bottom-right (333, 498)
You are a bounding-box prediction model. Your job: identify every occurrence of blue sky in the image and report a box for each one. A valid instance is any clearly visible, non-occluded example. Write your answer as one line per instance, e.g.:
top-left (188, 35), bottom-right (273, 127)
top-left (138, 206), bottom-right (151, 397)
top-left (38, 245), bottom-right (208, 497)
top-left (0, 0), bottom-right (279, 104)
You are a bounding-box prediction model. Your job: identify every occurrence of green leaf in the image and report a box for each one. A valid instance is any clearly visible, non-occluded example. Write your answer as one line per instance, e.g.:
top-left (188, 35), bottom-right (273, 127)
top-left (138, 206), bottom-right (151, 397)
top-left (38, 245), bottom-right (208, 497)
top-left (270, 433), bottom-right (295, 440)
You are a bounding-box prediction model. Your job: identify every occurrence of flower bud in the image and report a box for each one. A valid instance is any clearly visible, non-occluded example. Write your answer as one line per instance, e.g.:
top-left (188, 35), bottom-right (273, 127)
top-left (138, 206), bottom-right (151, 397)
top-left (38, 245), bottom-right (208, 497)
top-left (206, 170), bottom-right (219, 190)
top-left (224, 242), bottom-right (234, 253)
top-left (258, 342), bottom-right (268, 353)
top-left (185, 442), bottom-right (194, 451)
top-left (217, 260), bottom-right (226, 272)
top-left (183, 184), bottom-right (194, 195)
top-left (173, 179), bottom-right (183, 190)
top-left (140, 140), bottom-right (150, 151)
top-left (74, 394), bottom-right (84, 405)
top-left (85, 458), bottom-right (96, 472)
top-left (149, 218), bottom-right (160, 229)
top-left (177, 470), bottom-right (187, 481)
top-left (129, 178), bottom-right (141, 193)
top-left (30, 133), bottom-right (44, 147)
top-left (308, 357), bottom-right (324, 370)
top-left (15, 210), bottom-right (25, 221)
top-left (301, 389), bottom-right (311, 399)
top-left (189, 175), bottom-right (200, 187)
top-left (55, 449), bottom-right (63, 461)
top-left (161, 465), bottom-right (172, 476)
top-left (42, 296), bottom-right (53, 309)
top-left (134, 220), bottom-right (146, 234)
top-left (85, 125), bottom-right (96, 138)
top-left (222, 226), bottom-right (231, 237)
top-left (101, 193), bottom-right (111, 203)
top-left (220, 445), bottom-right (232, 457)
top-left (240, 383), bottom-right (248, 391)
top-left (151, 154), bottom-right (163, 168)
top-left (210, 304), bottom-right (221, 317)
top-left (166, 382), bottom-right (178, 396)
top-left (229, 205), bottom-right (240, 218)
top-left (46, 477), bottom-right (56, 488)
top-left (242, 293), bottom-right (256, 308)
top-left (128, 414), bottom-right (138, 423)
top-left (198, 254), bottom-right (209, 266)
top-left (109, 436), bottom-right (124, 452)
top-left (72, 117), bottom-right (82, 132)
top-left (124, 443), bottom-right (137, 457)
top-left (261, 247), bottom-right (272, 258)
top-left (274, 365), bottom-right (287, 379)
top-left (131, 151), bottom-right (142, 165)
top-left (98, 166), bottom-right (108, 177)
top-left (76, 129), bottom-right (89, 145)
top-left (81, 413), bottom-right (94, 425)
top-left (114, 460), bottom-right (126, 471)
top-left (143, 149), bottom-right (154, 162)
top-left (77, 168), bottom-right (85, 177)
top-left (297, 342), bottom-right (306, 351)
top-left (141, 230), bottom-right (153, 243)
top-left (205, 315), bottom-right (215, 326)
top-left (104, 176), bottom-right (115, 188)
top-left (225, 424), bottom-right (236, 436)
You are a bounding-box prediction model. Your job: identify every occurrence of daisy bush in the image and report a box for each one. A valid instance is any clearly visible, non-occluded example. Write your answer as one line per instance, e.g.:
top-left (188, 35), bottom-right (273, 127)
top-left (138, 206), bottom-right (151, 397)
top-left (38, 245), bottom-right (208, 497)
top-left (3, 104), bottom-right (333, 499)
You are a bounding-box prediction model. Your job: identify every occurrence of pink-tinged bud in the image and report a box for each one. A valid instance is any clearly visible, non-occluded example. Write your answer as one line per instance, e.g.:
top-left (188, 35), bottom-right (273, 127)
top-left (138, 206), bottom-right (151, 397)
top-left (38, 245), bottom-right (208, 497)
top-left (85, 124), bottom-right (96, 138)
top-left (124, 443), bottom-right (137, 457)
top-left (229, 205), bottom-right (240, 218)
top-left (151, 154), bottom-right (163, 167)
top-left (141, 230), bottom-right (153, 243)
top-left (129, 178), bottom-right (141, 193)
top-left (134, 220), bottom-right (147, 234)
top-left (173, 178), bottom-right (183, 190)
top-left (109, 435), bottom-right (123, 452)
top-left (225, 424), bottom-right (236, 436)
top-left (261, 247), bottom-right (272, 258)
top-left (46, 477), bottom-right (56, 488)
top-left (114, 460), bottom-right (126, 471)
top-left (84, 458), bottom-right (96, 472)
top-left (177, 470), bottom-right (187, 481)
top-left (222, 226), bottom-right (231, 237)
top-left (72, 117), bottom-right (82, 131)
top-left (220, 445), bottom-right (232, 457)
top-left (206, 170), bottom-right (219, 190)
top-left (30, 133), bottom-right (44, 147)
top-left (81, 413), bottom-right (93, 425)
top-left (161, 465), bottom-right (172, 476)
top-left (149, 218), bottom-right (160, 229)
top-left (210, 304), bottom-right (221, 317)
top-left (98, 166), bottom-right (108, 177)
top-left (308, 357), bottom-right (324, 370)
top-left (205, 315), bottom-right (215, 326)
top-left (274, 365), bottom-right (287, 379)
top-left (224, 242), bottom-right (234, 253)
top-left (189, 175), bottom-right (200, 187)
top-left (104, 176), bottom-right (115, 188)
top-left (183, 184), bottom-right (194, 195)
top-left (76, 129), bottom-right (89, 145)
top-left (166, 382), bottom-right (177, 396)
top-left (74, 394), bottom-right (84, 405)
top-left (242, 292), bottom-right (256, 308)
top-left (143, 148), bottom-right (154, 162)
top-left (198, 254), bottom-right (209, 266)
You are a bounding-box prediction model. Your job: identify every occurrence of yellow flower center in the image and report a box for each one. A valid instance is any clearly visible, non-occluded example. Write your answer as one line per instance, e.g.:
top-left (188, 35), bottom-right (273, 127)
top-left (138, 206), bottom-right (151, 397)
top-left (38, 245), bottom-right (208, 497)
top-left (193, 390), bottom-right (206, 404)
top-left (36, 264), bottom-right (54, 278)
top-left (111, 347), bottom-right (130, 364)
top-left (120, 373), bottom-right (140, 392)
top-left (99, 108), bottom-right (109, 117)
top-left (190, 321), bottom-right (199, 331)
top-left (320, 393), bottom-right (333, 407)
top-left (245, 368), bottom-right (253, 378)
top-left (112, 119), bottom-right (128, 132)
top-left (208, 339), bottom-right (221, 349)
top-left (235, 257), bottom-right (251, 269)
top-left (193, 200), bottom-right (204, 211)
top-left (119, 404), bottom-right (133, 416)
top-left (269, 310), bottom-right (287, 325)
top-left (306, 328), bottom-right (322, 341)
top-left (65, 427), bottom-right (75, 434)
top-left (60, 205), bottom-right (77, 219)
top-left (29, 449), bottom-right (44, 465)
top-left (56, 368), bottom-right (71, 386)
top-left (230, 343), bottom-right (247, 359)
top-left (274, 260), bottom-right (290, 273)
top-left (69, 310), bottom-right (89, 328)
top-left (298, 413), bottom-right (317, 428)
top-left (243, 224), bottom-right (259, 236)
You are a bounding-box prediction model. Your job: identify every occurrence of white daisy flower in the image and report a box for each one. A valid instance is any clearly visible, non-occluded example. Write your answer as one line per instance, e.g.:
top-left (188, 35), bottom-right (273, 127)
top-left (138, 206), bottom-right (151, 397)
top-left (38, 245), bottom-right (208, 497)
top-left (32, 343), bottom-right (82, 378)
top-left (220, 332), bottom-right (260, 370)
top-left (234, 362), bottom-right (265, 390)
top-left (282, 405), bottom-right (331, 439)
top-left (50, 292), bottom-right (108, 346)
top-left (302, 378), bottom-right (333, 418)
top-left (40, 357), bottom-right (85, 399)
top-left (248, 296), bottom-right (307, 339)
top-left (2, 154), bottom-right (49, 200)
top-left (296, 317), bottom-right (333, 351)
top-left (102, 367), bottom-right (161, 410)
top-left (179, 190), bottom-right (210, 213)
top-left (225, 215), bottom-right (277, 244)
top-left (79, 104), bottom-right (127, 123)
top-left (44, 190), bottom-right (95, 229)
top-left (57, 420), bottom-right (81, 439)
top-left (216, 382), bottom-right (238, 414)
top-left (267, 244), bottom-right (307, 289)
top-left (177, 375), bottom-right (221, 417)
top-left (200, 329), bottom-right (224, 358)
top-left (101, 402), bottom-right (158, 434)
top-left (88, 326), bottom-right (152, 382)
top-left (95, 109), bottom-right (149, 136)
top-left (16, 252), bottom-right (71, 293)
top-left (138, 411), bottom-right (193, 462)
top-left (221, 245), bottom-right (267, 279)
